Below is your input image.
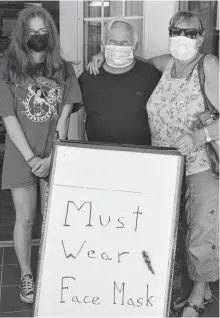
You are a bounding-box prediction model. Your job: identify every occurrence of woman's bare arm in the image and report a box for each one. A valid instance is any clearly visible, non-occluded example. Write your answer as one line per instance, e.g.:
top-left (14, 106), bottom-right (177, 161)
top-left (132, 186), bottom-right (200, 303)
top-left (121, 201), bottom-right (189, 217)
top-left (204, 55), bottom-right (219, 112)
top-left (191, 55), bottom-right (219, 146)
top-left (202, 54), bottom-right (219, 141)
top-left (136, 54), bottom-right (172, 73)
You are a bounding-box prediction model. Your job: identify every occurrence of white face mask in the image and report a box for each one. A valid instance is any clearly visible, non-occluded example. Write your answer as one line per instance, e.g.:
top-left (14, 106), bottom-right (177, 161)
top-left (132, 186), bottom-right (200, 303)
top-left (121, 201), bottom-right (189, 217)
top-left (169, 36), bottom-right (198, 61)
top-left (104, 45), bottom-right (134, 68)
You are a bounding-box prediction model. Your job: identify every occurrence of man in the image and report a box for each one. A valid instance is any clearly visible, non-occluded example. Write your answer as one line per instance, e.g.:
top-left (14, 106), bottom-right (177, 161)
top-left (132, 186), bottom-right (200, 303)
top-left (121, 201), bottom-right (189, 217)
top-left (78, 18), bottom-right (161, 146)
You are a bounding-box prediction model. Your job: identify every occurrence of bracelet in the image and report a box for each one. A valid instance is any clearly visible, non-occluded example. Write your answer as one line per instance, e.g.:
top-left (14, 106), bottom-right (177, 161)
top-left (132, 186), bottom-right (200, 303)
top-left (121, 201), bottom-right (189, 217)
top-left (26, 154), bottom-right (36, 164)
top-left (203, 127), bottom-right (212, 143)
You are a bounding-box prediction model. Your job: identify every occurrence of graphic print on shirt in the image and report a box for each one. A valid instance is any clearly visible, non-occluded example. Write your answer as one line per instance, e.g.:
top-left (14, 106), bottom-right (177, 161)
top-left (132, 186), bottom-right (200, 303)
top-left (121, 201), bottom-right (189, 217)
top-left (16, 77), bottom-right (64, 122)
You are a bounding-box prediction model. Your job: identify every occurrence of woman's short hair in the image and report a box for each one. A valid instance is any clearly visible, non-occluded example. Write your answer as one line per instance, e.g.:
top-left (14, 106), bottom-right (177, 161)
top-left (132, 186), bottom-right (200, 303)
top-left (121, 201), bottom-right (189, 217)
top-left (101, 18), bottom-right (138, 48)
top-left (169, 11), bottom-right (204, 32)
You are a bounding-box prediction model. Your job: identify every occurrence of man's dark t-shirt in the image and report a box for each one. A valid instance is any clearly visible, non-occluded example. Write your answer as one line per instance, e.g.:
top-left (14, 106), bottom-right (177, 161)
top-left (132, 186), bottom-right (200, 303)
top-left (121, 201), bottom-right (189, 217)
top-left (79, 59), bottom-right (161, 146)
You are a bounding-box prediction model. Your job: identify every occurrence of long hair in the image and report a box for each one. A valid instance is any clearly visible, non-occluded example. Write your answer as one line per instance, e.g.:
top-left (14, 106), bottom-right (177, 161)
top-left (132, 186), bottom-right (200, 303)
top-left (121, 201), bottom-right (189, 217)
top-left (0, 6), bottom-right (67, 84)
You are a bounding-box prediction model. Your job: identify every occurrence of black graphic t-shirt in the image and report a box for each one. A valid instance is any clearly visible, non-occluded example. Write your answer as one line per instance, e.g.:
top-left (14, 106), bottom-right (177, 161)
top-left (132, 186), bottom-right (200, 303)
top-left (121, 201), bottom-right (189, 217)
top-left (0, 62), bottom-right (82, 189)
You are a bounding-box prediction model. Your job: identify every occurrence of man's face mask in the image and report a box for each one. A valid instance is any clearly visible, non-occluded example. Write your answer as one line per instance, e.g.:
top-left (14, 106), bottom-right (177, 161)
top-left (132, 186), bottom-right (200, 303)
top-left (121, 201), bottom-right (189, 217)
top-left (104, 45), bottom-right (134, 68)
top-left (27, 33), bottom-right (49, 53)
top-left (169, 36), bottom-right (199, 61)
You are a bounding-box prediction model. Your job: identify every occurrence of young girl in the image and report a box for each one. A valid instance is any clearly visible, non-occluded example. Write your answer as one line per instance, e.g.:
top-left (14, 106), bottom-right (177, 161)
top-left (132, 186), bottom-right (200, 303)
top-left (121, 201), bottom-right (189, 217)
top-left (0, 6), bottom-right (82, 303)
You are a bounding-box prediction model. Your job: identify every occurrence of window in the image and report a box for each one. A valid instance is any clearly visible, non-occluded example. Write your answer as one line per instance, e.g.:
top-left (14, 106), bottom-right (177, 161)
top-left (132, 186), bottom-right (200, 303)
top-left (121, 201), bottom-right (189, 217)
top-left (179, 0), bottom-right (219, 57)
top-left (83, 0), bottom-right (144, 67)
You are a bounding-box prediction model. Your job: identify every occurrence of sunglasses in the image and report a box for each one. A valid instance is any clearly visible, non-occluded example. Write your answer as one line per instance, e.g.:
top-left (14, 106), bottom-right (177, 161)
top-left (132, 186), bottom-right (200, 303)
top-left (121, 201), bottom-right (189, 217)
top-left (168, 27), bottom-right (203, 39)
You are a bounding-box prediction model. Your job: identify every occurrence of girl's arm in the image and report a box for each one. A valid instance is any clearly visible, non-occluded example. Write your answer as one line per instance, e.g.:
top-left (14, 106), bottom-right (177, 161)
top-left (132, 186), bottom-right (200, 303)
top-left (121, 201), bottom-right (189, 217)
top-left (56, 103), bottom-right (73, 140)
top-left (32, 103), bottom-right (74, 178)
top-left (3, 115), bottom-right (41, 167)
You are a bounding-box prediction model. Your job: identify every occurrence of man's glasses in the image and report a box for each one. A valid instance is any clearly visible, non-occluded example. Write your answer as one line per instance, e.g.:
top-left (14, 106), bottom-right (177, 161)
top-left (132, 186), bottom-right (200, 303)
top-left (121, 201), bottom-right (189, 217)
top-left (168, 27), bottom-right (203, 39)
top-left (29, 28), bottom-right (48, 36)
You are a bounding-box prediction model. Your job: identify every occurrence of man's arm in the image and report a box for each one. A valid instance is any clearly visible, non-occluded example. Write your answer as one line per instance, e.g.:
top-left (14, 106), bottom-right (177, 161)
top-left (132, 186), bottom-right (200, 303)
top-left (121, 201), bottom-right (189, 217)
top-left (87, 51), bottom-right (172, 75)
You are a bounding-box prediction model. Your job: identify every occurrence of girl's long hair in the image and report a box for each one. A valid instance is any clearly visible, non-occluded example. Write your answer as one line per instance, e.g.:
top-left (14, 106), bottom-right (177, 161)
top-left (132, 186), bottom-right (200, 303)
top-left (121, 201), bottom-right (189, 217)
top-left (0, 5), bottom-right (67, 84)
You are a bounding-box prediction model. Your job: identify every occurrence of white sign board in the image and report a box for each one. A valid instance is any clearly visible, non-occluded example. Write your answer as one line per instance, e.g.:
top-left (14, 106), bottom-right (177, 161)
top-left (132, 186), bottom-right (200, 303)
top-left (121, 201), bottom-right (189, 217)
top-left (34, 142), bottom-right (184, 317)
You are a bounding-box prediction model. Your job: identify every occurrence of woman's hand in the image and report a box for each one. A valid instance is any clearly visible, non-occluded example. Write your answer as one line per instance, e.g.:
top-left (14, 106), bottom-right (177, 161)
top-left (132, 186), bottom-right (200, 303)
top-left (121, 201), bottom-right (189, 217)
top-left (31, 156), bottom-right (51, 178)
top-left (86, 52), bottom-right (105, 75)
top-left (174, 133), bottom-right (196, 155)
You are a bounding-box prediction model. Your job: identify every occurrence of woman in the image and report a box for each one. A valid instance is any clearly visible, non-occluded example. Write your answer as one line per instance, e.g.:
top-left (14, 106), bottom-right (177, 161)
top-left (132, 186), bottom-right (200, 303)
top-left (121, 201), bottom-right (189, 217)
top-left (88, 11), bottom-right (219, 317)
top-left (0, 6), bottom-right (82, 303)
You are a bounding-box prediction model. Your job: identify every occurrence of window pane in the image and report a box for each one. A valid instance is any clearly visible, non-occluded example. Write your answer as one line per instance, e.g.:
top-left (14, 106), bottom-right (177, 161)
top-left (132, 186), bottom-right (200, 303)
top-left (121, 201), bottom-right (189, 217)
top-left (104, 1), bottom-right (122, 17)
top-left (84, 1), bottom-right (112, 18)
top-left (125, 1), bottom-right (143, 16)
top-left (84, 1), bottom-right (143, 19)
top-left (84, 21), bottom-right (102, 66)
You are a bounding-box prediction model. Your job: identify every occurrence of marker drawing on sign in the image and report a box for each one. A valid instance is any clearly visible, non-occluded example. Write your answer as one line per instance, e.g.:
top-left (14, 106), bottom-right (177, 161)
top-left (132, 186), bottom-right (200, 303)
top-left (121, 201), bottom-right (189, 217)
top-left (142, 250), bottom-right (155, 275)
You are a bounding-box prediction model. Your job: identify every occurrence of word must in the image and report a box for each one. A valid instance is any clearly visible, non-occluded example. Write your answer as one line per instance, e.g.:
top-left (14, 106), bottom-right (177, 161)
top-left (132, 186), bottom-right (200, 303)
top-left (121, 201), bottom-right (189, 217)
top-left (64, 201), bottom-right (142, 232)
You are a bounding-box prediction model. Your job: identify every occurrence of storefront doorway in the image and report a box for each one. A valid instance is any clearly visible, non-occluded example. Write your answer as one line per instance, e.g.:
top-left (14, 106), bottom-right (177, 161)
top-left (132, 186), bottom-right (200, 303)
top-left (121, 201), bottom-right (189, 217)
top-left (0, 0), bottom-right (219, 240)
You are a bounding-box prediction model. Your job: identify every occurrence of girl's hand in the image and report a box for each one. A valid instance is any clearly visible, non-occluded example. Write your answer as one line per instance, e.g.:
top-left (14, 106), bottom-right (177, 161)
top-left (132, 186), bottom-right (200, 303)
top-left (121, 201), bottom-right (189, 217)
top-left (86, 52), bottom-right (105, 75)
top-left (27, 156), bottom-right (42, 169)
top-left (31, 157), bottom-right (51, 178)
top-left (174, 133), bottom-right (195, 155)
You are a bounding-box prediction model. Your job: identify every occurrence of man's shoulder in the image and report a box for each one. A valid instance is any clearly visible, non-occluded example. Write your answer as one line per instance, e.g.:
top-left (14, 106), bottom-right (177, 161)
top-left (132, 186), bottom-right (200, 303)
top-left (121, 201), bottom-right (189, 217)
top-left (79, 69), bottom-right (102, 85)
top-left (78, 69), bottom-right (89, 82)
top-left (134, 59), bottom-right (161, 75)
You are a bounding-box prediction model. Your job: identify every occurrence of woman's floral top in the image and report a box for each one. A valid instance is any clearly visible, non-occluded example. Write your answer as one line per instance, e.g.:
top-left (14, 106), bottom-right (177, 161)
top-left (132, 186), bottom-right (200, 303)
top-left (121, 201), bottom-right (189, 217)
top-left (147, 58), bottom-right (210, 176)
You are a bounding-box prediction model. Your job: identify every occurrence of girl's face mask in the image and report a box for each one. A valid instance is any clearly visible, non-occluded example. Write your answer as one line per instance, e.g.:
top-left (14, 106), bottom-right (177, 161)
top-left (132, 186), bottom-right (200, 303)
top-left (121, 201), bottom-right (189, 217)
top-left (169, 36), bottom-right (199, 61)
top-left (27, 33), bottom-right (49, 53)
top-left (104, 45), bottom-right (134, 68)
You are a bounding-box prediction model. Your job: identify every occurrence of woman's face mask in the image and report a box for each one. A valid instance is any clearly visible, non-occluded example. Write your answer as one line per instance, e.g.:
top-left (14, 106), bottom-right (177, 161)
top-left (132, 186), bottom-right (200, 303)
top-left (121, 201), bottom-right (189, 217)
top-left (104, 45), bottom-right (134, 68)
top-left (169, 36), bottom-right (199, 61)
top-left (27, 33), bottom-right (49, 53)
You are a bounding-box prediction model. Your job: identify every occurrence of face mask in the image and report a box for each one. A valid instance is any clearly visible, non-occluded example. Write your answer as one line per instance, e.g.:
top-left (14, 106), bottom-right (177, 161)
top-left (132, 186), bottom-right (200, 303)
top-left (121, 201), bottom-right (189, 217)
top-left (104, 45), bottom-right (134, 68)
top-left (169, 36), bottom-right (198, 61)
top-left (27, 33), bottom-right (49, 52)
